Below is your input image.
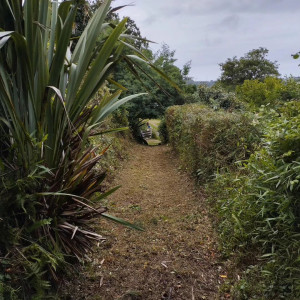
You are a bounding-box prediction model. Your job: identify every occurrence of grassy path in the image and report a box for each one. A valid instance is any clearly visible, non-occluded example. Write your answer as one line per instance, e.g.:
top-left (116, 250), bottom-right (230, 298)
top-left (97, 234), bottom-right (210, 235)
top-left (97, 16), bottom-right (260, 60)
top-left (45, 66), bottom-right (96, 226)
top-left (64, 144), bottom-right (226, 299)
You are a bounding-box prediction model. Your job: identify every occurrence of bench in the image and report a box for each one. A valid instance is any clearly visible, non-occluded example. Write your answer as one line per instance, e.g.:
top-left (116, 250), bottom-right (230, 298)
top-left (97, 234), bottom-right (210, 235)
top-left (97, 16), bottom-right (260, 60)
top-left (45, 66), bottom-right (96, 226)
top-left (141, 128), bottom-right (152, 139)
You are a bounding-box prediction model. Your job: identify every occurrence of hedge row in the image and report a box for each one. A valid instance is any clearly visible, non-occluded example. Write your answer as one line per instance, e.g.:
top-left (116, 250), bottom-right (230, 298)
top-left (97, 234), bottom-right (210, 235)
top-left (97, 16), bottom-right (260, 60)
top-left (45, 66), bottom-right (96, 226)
top-left (165, 104), bottom-right (259, 181)
top-left (165, 102), bottom-right (300, 299)
top-left (207, 101), bottom-right (300, 299)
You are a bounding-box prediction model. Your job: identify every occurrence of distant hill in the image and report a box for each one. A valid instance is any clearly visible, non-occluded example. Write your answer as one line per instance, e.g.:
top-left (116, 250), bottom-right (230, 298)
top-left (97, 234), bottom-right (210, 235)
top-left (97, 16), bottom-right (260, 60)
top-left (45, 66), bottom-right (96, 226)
top-left (186, 79), bottom-right (216, 87)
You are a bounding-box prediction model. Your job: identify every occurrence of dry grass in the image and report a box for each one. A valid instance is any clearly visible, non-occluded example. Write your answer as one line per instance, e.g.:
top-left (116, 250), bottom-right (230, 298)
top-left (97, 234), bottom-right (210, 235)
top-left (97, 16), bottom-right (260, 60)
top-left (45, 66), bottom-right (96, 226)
top-left (61, 144), bottom-right (228, 299)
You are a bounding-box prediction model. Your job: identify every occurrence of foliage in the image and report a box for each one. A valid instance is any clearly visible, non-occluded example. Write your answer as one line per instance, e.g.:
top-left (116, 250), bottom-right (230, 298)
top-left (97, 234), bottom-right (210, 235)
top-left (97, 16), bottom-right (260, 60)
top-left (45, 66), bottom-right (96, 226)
top-left (219, 47), bottom-right (279, 88)
top-left (114, 44), bottom-right (190, 120)
top-left (292, 51), bottom-right (300, 60)
top-left (158, 118), bottom-right (168, 144)
top-left (165, 104), bottom-right (260, 181)
top-left (208, 101), bottom-right (300, 299)
top-left (196, 83), bottom-right (242, 110)
top-left (0, 0), bottom-right (156, 296)
top-left (128, 114), bottom-right (147, 144)
top-left (236, 77), bottom-right (300, 108)
top-left (91, 112), bottom-right (130, 179)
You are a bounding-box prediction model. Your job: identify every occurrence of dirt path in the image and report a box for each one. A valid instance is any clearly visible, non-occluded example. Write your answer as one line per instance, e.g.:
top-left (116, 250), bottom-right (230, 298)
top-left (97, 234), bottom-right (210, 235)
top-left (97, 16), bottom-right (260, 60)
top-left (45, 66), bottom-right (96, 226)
top-left (65, 144), bottom-right (226, 299)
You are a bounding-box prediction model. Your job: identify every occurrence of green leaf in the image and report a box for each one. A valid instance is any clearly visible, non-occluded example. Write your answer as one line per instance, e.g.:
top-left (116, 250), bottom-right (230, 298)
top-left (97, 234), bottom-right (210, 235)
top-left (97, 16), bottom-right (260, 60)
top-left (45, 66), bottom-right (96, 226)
top-left (93, 185), bottom-right (121, 202)
top-left (27, 218), bottom-right (52, 233)
top-left (101, 213), bottom-right (144, 231)
top-left (74, 18), bottom-right (129, 115)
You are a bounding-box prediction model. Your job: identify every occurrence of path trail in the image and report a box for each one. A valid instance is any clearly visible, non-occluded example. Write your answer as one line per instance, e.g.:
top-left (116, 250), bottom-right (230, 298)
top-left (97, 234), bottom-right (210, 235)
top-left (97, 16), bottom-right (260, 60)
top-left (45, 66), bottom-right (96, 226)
top-left (69, 144), bottom-right (226, 299)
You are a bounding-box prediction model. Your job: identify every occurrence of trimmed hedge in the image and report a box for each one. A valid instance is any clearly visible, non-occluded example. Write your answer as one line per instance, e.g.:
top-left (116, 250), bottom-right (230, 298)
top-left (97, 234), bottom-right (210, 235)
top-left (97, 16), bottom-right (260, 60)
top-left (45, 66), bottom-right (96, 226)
top-left (165, 104), bottom-right (259, 181)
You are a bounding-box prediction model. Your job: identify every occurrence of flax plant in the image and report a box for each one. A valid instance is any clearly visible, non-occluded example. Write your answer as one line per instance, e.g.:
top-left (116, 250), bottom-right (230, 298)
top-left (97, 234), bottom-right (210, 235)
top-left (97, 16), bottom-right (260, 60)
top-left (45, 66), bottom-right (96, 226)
top-left (0, 0), bottom-right (166, 294)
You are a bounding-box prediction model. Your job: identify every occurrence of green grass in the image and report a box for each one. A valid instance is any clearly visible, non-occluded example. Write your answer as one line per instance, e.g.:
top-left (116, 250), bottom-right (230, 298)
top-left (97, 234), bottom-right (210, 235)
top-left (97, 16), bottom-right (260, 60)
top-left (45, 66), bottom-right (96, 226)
top-left (146, 139), bottom-right (162, 146)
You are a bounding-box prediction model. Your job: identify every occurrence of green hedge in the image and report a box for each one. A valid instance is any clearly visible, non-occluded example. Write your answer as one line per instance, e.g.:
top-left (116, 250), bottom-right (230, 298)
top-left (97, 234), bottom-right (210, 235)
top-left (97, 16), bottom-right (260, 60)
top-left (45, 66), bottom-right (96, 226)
top-left (166, 102), bottom-right (300, 298)
top-left (165, 104), bottom-right (259, 181)
top-left (208, 101), bottom-right (300, 299)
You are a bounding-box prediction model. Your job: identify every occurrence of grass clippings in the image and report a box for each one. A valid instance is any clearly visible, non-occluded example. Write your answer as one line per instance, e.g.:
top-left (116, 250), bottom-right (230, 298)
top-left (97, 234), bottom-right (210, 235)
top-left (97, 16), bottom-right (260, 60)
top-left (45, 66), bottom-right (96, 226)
top-left (61, 144), bottom-right (227, 299)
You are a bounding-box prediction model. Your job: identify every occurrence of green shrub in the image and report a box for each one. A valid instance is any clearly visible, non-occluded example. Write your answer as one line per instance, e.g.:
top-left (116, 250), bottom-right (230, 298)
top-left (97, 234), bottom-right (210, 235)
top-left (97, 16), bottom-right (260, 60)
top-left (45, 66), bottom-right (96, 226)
top-left (197, 84), bottom-right (242, 110)
top-left (165, 104), bottom-right (259, 181)
top-left (0, 0), bottom-right (147, 297)
top-left (208, 101), bottom-right (300, 299)
top-left (158, 118), bottom-right (168, 143)
top-left (128, 114), bottom-right (147, 143)
top-left (112, 107), bottom-right (129, 128)
top-left (236, 77), bottom-right (300, 108)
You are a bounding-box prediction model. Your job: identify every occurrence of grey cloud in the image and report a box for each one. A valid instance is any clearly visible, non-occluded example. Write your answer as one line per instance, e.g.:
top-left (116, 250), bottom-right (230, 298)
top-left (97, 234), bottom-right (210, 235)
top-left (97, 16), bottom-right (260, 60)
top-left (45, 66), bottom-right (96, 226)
top-left (114, 0), bottom-right (300, 80)
top-left (167, 7), bottom-right (182, 17)
top-left (141, 15), bottom-right (159, 26)
top-left (204, 36), bottom-right (225, 47)
top-left (218, 15), bottom-right (239, 29)
top-left (207, 15), bottom-right (240, 32)
top-left (157, 0), bottom-right (300, 16)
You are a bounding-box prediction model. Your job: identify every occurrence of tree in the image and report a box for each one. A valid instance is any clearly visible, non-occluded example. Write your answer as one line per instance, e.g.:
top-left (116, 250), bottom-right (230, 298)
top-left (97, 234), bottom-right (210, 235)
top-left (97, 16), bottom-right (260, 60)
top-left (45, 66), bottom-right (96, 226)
top-left (236, 77), bottom-right (300, 108)
top-left (112, 43), bottom-right (190, 119)
top-left (219, 47), bottom-right (280, 88)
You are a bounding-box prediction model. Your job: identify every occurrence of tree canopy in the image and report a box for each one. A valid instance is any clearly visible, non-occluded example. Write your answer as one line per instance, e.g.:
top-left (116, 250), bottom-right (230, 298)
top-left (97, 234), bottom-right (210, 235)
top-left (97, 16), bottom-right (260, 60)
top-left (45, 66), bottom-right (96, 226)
top-left (219, 47), bottom-right (280, 88)
top-left (113, 42), bottom-right (191, 119)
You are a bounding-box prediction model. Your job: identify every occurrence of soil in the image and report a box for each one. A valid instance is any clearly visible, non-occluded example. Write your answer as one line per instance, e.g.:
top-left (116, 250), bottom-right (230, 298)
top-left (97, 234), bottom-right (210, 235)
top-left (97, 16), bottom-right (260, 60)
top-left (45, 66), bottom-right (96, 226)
top-left (61, 143), bottom-right (228, 300)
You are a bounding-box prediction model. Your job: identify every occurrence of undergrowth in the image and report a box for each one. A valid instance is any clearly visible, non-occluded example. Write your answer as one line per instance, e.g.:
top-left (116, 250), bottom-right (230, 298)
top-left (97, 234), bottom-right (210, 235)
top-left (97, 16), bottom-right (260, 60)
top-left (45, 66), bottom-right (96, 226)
top-left (0, 1), bottom-right (149, 297)
top-left (165, 100), bottom-right (300, 298)
top-left (207, 101), bottom-right (300, 299)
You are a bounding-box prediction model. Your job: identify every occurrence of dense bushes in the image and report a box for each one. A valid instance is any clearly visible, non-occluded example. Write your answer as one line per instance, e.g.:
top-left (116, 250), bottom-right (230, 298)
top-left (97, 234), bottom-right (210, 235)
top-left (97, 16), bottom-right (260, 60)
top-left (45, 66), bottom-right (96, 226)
top-left (236, 77), bottom-right (300, 108)
top-left (158, 118), bottom-right (168, 143)
top-left (210, 168), bottom-right (300, 298)
top-left (197, 84), bottom-right (241, 110)
top-left (165, 99), bottom-right (300, 298)
top-left (0, 1), bottom-right (145, 297)
top-left (165, 104), bottom-right (259, 181)
top-left (208, 101), bottom-right (300, 298)
top-left (183, 84), bottom-right (242, 110)
top-left (91, 109), bottom-right (131, 176)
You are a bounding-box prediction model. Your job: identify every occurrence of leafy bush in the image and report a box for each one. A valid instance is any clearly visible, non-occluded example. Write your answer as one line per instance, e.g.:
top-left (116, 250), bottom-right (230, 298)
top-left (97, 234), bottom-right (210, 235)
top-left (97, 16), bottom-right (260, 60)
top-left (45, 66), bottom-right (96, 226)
top-left (91, 116), bottom-right (130, 177)
top-left (158, 118), bottom-right (168, 143)
top-left (0, 0), bottom-right (149, 297)
top-left (197, 84), bottom-right (241, 110)
top-left (183, 91), bottom-right (201, 104)
top-left (208, 101), bottom-right (300, 299)
top-left (165, 104), bottom-right (259, 181)
top-left (128, 113), bottom-right (147, 144)
top-left (236, 77), bottom-right (300, 108)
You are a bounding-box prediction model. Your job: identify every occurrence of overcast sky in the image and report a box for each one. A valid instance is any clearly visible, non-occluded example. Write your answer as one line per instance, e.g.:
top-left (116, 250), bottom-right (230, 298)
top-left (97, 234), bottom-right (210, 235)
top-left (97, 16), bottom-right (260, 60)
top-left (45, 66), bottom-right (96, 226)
top-left (113, 0), bottom-right (300, 81)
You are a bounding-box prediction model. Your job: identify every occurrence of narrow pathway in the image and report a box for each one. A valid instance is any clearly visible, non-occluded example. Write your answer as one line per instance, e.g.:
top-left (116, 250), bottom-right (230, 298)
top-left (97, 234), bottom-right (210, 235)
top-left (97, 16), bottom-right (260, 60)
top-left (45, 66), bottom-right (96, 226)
top-left (66, 144), bottom-right (226, 299)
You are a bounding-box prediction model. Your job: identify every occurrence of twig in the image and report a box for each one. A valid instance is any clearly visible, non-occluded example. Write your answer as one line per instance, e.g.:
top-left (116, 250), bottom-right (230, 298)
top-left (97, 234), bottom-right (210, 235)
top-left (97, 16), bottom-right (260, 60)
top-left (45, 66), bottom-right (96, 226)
top-left (99, 276), bottom-right (104, 287)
